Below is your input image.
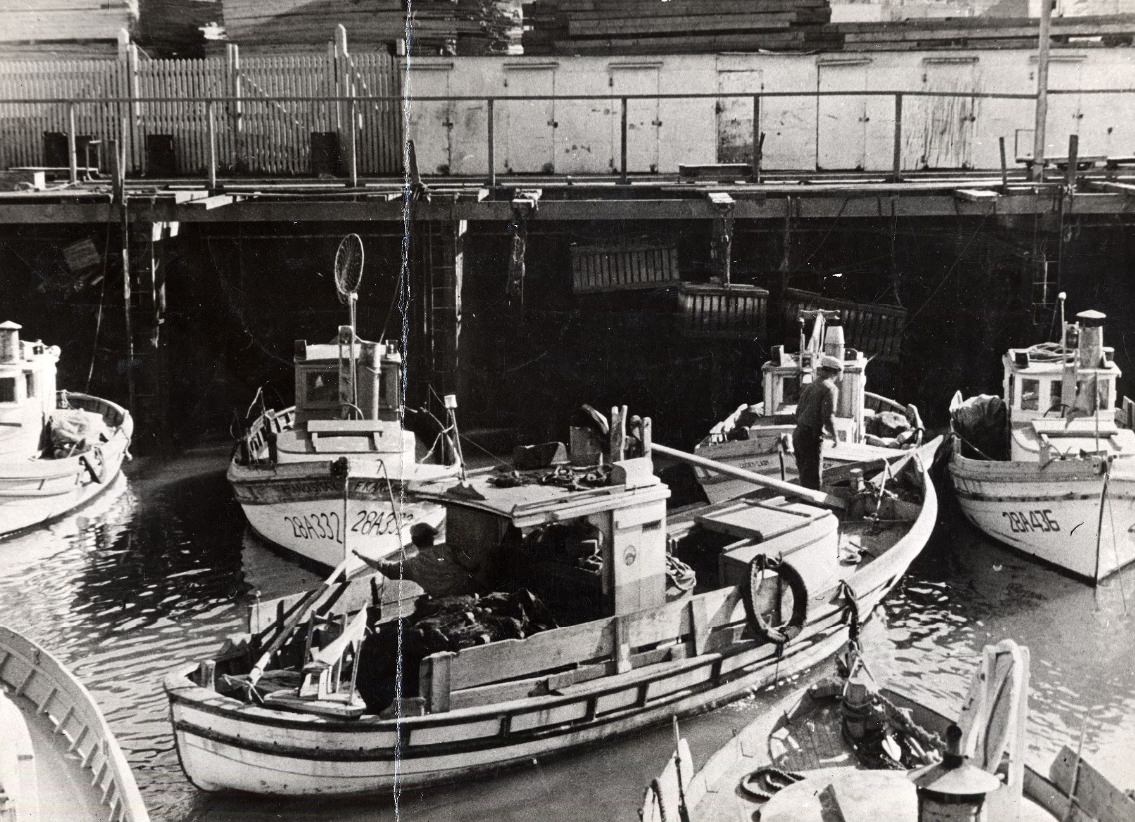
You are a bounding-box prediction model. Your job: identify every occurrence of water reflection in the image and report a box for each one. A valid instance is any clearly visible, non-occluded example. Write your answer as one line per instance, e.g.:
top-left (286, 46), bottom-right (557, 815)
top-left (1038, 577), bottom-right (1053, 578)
top-left (0, 446), bottom-right (1132, 820)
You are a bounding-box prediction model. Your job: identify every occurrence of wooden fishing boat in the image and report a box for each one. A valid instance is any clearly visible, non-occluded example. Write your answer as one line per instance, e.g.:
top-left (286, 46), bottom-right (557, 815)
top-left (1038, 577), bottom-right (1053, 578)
top-left (167, 407), bottom-right (938, 796)
top-left (694, 310), bottom-right (924, 503)
top-left (0, 624), bottom-right (149, 821)
top-left (948, 296), bottom-right (1135, 583)
top-left (0, 322), bottom-right (133, 538)
top-left (228, 235), bottom-right (459, 568)
top-left (643, 639), bottom-right (1135, 822)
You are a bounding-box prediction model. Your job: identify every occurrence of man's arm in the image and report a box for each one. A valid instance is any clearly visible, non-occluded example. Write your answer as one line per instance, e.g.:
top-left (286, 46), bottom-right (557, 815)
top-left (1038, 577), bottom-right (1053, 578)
top-left (352, 548), bottom-right (400, 577)
top-left (823, 385), bottom-right (839, 444)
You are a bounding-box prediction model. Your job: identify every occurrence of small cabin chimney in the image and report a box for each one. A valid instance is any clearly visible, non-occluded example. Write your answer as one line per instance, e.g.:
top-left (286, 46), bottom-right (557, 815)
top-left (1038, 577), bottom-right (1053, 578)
top-left (0, 321), bottom-right (21, 363)
top-left (910, 724), bottom-right (1002, 822)
top-left (1076, 310), bottom-right (1106, 369)
top-left (823, 315), bottom-right (846, 362)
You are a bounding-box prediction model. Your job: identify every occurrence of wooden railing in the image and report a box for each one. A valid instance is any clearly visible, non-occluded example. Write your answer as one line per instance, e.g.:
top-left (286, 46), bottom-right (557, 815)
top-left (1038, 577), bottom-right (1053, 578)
top-left (0, 34), bottom-right (401, 178)
top-left (0, 625), bottom-right (149, 822)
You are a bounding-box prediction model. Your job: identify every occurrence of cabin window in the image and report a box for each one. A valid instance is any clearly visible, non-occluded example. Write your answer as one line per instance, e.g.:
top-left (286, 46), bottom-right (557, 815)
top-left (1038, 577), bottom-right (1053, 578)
top-left (1020, 378), bottom-right (1039, 411)
top-left (1099, 379), bottom-right (1111, 410)
top-left (304, 371), bottom-right (339, 404)
top-left (0, 377), bottom-right (15, 403)
top-left (24, 372), bottom-right (35, 399)
top-left (781, 376), bottom-right (800, 407)
top-left (1049, 380), bottom-right (1062, 414)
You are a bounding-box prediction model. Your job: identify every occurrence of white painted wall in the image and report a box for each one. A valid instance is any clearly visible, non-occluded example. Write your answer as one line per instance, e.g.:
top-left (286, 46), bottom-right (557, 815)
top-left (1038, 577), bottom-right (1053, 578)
top-left (401, 49), bottom-right (1135, 175)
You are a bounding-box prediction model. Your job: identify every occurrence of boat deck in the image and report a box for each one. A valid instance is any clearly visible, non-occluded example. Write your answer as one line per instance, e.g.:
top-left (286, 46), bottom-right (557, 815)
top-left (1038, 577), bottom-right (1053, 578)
top-left (691, 687), bottom-right (1055, 822)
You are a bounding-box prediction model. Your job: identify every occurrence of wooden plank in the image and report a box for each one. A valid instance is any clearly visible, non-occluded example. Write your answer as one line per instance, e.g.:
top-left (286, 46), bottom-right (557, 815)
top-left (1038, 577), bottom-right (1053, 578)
top-left (955, 188), bottom-right (999, 202)
top-left (1049, 746), bottom-right (1135, 822)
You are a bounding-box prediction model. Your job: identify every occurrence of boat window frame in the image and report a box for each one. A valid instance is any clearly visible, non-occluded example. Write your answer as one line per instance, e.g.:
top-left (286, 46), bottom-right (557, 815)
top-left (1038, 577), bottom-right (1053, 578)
top-left (1019, 377), bottom-right (1040, 411)
top-left (0, 375), bottom-right (16, 404)
top-left (24, 370), bottom-right (35, 399)
top-left (300, 367), bottom-right (341, 409)
top-left (1048, 378), bottom-right (1062, 414)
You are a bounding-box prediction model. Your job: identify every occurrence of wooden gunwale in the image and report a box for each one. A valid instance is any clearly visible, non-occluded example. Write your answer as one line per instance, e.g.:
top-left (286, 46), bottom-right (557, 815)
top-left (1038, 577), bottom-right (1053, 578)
top-left (0, 625), bottom-right (148, 822)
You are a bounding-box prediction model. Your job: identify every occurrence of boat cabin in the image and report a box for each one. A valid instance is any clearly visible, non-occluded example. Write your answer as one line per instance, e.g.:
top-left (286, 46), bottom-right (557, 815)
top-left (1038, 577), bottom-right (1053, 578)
top-left (0, 321), bottom-right (58, 460)
top-left (1003, 310), bottom-right (1135, 461)
top-left (762, 313), bottom-right (867, 444)
top-left (275, 327), bottom-right (412, 463)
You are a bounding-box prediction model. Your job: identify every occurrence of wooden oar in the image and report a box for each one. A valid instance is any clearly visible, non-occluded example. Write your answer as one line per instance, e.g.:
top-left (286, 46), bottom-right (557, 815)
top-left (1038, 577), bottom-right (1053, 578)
top-left (247, 557), bottom-right (352, 688)
top-left (652, 442), bottom-right (847, 510)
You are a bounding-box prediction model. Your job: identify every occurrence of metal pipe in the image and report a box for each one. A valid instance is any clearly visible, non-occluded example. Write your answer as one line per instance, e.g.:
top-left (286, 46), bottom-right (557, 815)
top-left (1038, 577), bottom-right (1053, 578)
top-left (68, 102), bottom-right (78, 183)
top-left (487, 98), bottom-right (496, 186)
top-left (620, 96), bottom-right (628, 184)
top-left (650, 442), bottom-right (847, 510)
top-left (752, 95), bottom-right (761, 180)
top-left (207, 100), bottom-right (217, 189)
top-left (892, 93), bottom-right (904, 182)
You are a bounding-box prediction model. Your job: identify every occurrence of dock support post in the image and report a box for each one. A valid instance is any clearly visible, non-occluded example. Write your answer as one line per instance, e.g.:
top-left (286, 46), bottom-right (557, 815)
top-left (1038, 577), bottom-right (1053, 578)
top-left (999, 136), bottom-right (1008, 190)
top-left (487, 98), bottom-right (496, 186)
top-left (414, 218), bottom-right (466, 401)
top-left (892, 93), bottom-right (903, 182)
top-left (1065, 134), bottom-right (1079, 191)
top-left (1031, 0), bottom-right (1053, 182)
top-left (226, 43), bottom-right (243, 171)
top-left (620, 96), bottom-right (628, 184)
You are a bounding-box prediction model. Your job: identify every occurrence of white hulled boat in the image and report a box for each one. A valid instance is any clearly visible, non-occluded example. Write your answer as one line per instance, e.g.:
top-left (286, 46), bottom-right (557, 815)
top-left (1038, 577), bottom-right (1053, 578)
top-left (694, 311), bottom-right (924, 503)
top-left (168, 408), bottom-right (938, 795)
top-left (0, 624), bottom-right (149, 821)
top-left (643, 640), bottom-right (1135, 822)
top-left (228, 235), bottom-right (459, 568)
top-left (948, 297), bottom-right (1135, 583)
top-left (0, 322), bottom-right (133, 537)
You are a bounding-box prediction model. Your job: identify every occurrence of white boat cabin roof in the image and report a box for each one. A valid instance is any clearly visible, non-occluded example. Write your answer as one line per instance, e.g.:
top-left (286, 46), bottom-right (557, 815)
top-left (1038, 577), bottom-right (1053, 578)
top-left (414, 457), bottom-right (669, 529)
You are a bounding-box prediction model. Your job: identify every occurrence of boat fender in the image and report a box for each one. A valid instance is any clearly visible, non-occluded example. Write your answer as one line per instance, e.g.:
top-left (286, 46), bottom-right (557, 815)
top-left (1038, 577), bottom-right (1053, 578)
top-left (742, 554), bottom-right (808, 646)
top-left (80, 447), bottom-right (106, 484)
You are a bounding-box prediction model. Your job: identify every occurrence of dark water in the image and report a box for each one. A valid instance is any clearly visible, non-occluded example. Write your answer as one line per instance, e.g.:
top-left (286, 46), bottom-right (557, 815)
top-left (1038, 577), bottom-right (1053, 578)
top-left (1, 446), bottom-right (1133, 821)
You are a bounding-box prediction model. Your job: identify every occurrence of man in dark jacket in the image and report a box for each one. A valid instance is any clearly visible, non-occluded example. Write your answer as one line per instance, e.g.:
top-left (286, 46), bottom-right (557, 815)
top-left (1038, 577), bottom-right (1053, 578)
top-left (793, 354), bottom-right (843, 490)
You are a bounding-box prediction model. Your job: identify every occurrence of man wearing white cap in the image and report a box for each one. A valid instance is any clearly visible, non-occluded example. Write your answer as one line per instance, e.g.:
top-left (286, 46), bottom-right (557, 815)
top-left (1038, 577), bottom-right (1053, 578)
top-left (793, 354), bottom-right (843, 490)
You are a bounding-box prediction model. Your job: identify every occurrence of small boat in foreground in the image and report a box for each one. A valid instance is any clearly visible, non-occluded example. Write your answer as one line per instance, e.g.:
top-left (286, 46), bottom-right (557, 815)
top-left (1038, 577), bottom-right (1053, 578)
top-left (0, 321), bottom-right (133, 538)
top-left (695, 310), bottom-right (924, 503)
top-left (228, 235), bottom-right (459, 568)
top-left (167, 407), bottom-right (937, 795)
top-left (643, 639), bottom-right (1135, 822)
top-left (948, 296), bottom-right (1135, 583)
top-left (0, 624), bottom-right (148, 821)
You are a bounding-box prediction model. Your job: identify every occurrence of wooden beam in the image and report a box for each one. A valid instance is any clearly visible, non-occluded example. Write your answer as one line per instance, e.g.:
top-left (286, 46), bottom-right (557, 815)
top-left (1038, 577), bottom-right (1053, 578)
top-left (187, 194), bottom-right (235, 210)
top-left (955, 189), bottom-right (999, 202)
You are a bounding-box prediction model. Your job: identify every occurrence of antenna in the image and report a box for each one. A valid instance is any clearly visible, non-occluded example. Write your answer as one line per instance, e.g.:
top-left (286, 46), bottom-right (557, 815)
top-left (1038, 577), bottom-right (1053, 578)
top-left (334, 234), bottom-right (365, 418)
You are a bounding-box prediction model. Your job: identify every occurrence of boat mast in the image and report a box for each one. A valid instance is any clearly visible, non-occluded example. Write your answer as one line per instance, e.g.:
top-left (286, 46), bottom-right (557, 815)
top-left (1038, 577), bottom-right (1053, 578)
top-left (1031, 0), bottom-right (1053, 182)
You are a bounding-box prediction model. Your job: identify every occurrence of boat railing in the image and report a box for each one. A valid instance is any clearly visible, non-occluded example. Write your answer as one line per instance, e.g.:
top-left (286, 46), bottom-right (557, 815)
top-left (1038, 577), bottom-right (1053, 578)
top-left (0, 625), bottom-right (149, 822)
top-left (239, 405), bottom-right (295, 464)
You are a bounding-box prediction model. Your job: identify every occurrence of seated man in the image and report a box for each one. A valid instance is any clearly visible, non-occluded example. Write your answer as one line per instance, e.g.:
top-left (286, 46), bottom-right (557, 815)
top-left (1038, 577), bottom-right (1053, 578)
top-left (353, 522), bottom-right (480, 598)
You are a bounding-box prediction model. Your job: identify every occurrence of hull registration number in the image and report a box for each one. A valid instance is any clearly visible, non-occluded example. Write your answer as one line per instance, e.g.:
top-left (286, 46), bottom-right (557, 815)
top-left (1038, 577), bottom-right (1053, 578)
top-left (1001, 509), bottom-right (1060, 534)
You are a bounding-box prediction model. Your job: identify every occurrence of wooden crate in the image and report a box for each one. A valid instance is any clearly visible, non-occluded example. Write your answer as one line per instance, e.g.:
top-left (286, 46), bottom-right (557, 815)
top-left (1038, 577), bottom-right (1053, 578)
top-left (571, 244), bottom-right (680, 294)
top-left (677, 282), bottom-right (769, 339)
top-left (783, 288), bottom-right (907, 363)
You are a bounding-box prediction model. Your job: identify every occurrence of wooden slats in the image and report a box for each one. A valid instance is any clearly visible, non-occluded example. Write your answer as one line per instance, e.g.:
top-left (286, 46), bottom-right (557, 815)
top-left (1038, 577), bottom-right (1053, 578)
top-left (783, 287), bottom-right (907, 363)
top-left (677, 282), bottom-right (770, 339)
top-left (0, 48), bottom-right (402, 177)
